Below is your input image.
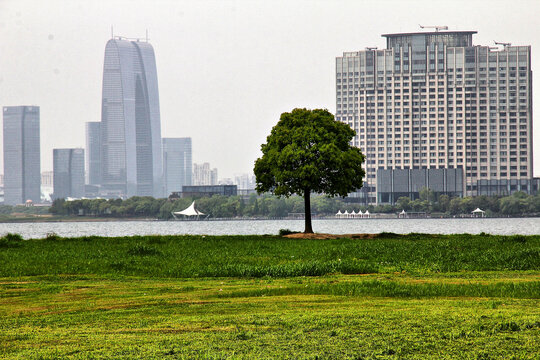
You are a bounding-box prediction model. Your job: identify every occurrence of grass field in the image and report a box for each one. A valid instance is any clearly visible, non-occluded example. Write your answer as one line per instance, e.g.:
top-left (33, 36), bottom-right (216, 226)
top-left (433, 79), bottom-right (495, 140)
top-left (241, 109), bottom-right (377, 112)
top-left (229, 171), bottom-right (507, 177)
top-left (1, 233), bottom-right (539, 359)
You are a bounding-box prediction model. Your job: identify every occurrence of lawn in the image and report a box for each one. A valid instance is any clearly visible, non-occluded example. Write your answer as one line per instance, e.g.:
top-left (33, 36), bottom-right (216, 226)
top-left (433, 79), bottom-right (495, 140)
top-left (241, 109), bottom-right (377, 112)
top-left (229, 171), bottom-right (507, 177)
top-left (0, 233), bottom-right (539, 359)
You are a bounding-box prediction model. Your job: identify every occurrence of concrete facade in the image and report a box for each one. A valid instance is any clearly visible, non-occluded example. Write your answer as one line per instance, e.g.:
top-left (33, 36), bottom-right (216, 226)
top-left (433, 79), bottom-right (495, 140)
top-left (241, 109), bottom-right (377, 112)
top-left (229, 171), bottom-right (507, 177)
top-left (336, 30), bottom-right (533, 203)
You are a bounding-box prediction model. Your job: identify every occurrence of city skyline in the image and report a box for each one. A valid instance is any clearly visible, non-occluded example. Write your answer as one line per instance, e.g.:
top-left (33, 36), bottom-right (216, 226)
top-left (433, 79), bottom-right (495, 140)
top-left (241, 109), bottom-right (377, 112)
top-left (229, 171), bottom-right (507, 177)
top-left (0, 0), bottom-right (538, 180)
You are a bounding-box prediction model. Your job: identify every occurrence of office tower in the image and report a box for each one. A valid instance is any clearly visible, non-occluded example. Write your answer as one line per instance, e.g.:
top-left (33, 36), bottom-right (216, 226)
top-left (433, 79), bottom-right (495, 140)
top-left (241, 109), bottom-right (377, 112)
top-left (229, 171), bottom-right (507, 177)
top-left (193, 163), bottom-right (218, 186)
top-left (53, 148), bottom-right (85, 200)
top-left (162, 137), bottom-right (192, 196)
top-left (85, 122), bottom-right (101, 185)
top-left (336, 30), bottom-right (533, 203)
top-left (3, 106), bottom-right (41, 205)
top-left (100, 37), bottom-right (163, 198)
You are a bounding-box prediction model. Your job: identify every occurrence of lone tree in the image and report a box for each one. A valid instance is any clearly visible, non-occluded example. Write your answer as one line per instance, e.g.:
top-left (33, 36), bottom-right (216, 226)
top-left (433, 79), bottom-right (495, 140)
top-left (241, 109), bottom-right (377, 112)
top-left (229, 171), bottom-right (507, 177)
top-left (254, 108), bottom-right (365, 233)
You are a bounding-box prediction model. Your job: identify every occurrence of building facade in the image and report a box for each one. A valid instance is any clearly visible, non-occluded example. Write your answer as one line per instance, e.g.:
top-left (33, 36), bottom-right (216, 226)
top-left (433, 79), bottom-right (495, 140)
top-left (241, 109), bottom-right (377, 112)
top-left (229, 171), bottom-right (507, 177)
top-left (53, 148), bottom-right (85, 200)
top-left (100, 37), bottom-right (163, 198)
top-left (85, 122), bottom-right (101, 185)
top-left (3, 106), bottom-right (41, 205)
top-left (162, 137), bottom-right (192, 196)
top-left (193, 163), bottom-right (218, 186)
top-left (179, 185), bottom-right (237, 198)
top-left (336, 30), bottom-right (533, 204)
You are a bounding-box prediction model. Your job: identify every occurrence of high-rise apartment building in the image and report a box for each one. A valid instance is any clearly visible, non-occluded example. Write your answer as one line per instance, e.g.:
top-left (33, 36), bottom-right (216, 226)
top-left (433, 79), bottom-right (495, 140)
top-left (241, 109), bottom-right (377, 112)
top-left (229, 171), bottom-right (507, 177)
top-left (162, 137), bottom-right (192, 196)
top-left (3, 106), bottom-right (41, 205)
top-left (100, 37), bottom-right (163, 198)
top-left (193, 163), bottom-right (218, 186)
top-left (85, 122), bottom-right (101, 185)
top-left (336, 30), bottom-right (533, 203)
top-left (53, 148), bottom-right (85, 200)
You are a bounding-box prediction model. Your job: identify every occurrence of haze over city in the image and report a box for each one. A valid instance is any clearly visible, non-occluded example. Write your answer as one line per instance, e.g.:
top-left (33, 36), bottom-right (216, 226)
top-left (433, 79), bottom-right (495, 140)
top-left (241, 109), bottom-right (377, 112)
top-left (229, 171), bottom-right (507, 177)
top-left (0, 0), bottom-right (539, 179)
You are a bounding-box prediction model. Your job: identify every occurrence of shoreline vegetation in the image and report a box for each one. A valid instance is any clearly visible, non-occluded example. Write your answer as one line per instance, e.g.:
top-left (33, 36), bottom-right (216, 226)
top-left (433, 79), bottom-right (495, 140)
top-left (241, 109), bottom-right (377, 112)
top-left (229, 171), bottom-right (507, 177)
top-left (1, 233), bottom-right (539, 358)
top-left (1, 189), bottom-right (540, 223)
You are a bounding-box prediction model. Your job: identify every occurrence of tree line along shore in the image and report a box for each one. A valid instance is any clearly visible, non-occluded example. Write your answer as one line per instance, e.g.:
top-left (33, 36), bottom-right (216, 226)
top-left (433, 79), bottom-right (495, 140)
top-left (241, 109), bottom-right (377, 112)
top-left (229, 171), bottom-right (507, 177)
top-left (50, 190), bottom-right (540, 219)
top-left (0, 189), bottom-right (539, 222)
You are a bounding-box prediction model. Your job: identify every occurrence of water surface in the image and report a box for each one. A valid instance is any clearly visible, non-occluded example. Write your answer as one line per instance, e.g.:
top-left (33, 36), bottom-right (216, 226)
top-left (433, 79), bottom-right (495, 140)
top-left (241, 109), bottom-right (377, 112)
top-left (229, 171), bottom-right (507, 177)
top-left (0, 217), bottom-right (538, 239)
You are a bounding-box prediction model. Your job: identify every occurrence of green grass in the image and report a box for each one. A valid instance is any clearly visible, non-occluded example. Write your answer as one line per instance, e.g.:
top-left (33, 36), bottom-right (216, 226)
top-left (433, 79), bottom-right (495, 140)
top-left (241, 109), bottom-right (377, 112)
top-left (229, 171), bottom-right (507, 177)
top-left (0, 233), bottom-right (539, 359)
top-left (0, 233), bottom-right (539, 278)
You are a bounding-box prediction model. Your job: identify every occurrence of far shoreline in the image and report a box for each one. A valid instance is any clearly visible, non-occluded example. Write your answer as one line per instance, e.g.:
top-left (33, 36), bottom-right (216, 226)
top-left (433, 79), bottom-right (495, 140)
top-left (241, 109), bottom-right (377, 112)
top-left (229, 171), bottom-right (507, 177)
top-left (1, 214), bottom-right (540, 224)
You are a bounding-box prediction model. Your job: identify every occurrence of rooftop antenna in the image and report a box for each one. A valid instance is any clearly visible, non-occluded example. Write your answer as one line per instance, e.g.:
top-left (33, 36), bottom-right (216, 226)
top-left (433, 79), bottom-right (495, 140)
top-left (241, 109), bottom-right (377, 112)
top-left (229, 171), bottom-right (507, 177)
top-left (494, 40), bottom-right (511, 49)
top-left (419, 24), bottom-right (448, 32)
top-left (111, 25), bottom-right (114, 38)
top-left (365, 47), bottom-right (378, 51)
top-left (146, 29), bottom-right (149, 42)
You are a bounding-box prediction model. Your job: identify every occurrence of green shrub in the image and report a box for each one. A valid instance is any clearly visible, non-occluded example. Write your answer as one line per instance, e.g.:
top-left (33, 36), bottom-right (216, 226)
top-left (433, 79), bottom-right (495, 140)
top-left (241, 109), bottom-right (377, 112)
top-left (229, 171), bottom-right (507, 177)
top-left (279, 229), bottom-right (299, 236)
top-left (0, 233), bottom-right (24, 248)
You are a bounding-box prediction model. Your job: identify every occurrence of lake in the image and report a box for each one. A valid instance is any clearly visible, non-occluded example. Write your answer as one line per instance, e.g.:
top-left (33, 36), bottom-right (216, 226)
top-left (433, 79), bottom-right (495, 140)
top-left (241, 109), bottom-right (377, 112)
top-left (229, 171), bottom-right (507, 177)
top-left (0, 217), bottom-right (539, 239)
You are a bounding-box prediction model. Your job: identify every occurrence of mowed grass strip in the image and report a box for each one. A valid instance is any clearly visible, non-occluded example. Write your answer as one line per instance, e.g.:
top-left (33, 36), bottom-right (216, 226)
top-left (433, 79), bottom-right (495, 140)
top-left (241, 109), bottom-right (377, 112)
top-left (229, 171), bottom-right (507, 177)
top-left (0, 276), bottom-right (539, 359)
top-left (0, 233), bottom-right (539, 278)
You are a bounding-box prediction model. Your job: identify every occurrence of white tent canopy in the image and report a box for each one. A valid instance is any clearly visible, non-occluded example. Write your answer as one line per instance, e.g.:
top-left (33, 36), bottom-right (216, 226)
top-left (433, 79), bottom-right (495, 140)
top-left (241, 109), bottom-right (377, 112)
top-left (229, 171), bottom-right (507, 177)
top-left (173, 201), bottom-right (205, 217)
top-left (472, 208), bottom-right (486, 217)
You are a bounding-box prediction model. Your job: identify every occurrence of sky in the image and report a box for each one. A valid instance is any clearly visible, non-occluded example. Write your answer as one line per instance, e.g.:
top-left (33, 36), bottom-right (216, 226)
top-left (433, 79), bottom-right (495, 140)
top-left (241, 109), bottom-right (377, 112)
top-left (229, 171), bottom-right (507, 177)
top-left (0, 0), bottom-right (539, 179)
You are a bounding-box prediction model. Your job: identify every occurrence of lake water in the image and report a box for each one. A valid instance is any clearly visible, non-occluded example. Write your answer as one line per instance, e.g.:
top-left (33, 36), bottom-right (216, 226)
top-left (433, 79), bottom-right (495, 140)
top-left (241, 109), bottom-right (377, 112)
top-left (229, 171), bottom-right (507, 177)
top-left (0, 218), bottom-right (538, 239)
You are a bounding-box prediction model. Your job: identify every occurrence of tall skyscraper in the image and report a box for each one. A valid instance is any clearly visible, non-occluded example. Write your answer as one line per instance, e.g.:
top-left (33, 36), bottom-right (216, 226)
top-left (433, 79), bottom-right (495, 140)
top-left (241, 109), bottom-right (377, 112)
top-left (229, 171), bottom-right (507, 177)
top-left (53, 148), bottom-right (85, 200)
top-left (336, 30), bottom-right (533, 203)
top-left (85, 122), bottom-right (101, 185)
top-left (100, 37), bottom-right (163, 198)
top-left (3, 106), bottom-right (41, 205)
top-left (193, 163), bottom-right (218, 186)
top-left (163, 137), bottom-right (192, 196)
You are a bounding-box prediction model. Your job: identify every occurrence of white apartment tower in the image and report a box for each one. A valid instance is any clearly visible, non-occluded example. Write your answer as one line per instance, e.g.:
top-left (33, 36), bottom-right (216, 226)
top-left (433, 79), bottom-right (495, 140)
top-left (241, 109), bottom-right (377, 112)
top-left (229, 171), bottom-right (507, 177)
top-left (336, 30), bottom-right (533, 203)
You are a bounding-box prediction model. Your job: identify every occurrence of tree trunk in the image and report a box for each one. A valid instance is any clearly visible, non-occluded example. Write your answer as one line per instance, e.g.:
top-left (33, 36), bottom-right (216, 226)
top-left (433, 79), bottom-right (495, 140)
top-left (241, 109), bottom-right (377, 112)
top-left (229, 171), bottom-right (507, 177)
top-left (304, 189), bottom-right (313, 233)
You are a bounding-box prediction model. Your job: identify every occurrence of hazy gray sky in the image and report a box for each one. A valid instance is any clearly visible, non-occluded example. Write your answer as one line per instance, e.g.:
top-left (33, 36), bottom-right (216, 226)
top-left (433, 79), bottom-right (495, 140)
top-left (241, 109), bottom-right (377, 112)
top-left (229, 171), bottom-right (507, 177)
top-left (0, 0), bottom-right (539, 178)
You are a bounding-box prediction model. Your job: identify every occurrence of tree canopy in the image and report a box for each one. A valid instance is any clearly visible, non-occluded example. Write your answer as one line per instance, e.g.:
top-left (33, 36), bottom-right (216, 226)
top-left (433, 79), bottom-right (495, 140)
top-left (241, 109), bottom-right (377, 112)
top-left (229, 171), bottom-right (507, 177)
top-left (254, 108), bottom-right (365, 233)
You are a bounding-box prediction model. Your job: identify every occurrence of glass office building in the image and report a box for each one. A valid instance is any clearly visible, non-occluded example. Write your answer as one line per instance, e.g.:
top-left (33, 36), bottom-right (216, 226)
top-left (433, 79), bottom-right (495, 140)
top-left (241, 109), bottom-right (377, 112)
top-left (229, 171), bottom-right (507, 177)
top-left (100, 37), bottom-right (163, 198)
top-left (336, 31), bottom-right (533, 203)
top-left (163, 137), bottom-right (192, 196)
top-left (2, 106), bottom-right (41, 205)
top-left (53, 148), bottom-right (85, 199)
top-left (85, 122), bottom-right (101, 185)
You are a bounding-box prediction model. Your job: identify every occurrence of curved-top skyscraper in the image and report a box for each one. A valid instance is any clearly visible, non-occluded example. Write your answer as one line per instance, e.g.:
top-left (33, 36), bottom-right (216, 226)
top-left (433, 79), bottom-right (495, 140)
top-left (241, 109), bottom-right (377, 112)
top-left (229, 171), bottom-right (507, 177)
top-left (100, 37), bottom-right (163, 198)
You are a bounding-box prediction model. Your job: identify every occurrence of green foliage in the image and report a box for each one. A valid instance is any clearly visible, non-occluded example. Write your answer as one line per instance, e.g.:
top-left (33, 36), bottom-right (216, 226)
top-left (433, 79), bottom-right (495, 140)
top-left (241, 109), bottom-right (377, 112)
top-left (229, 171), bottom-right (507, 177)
top-left (254, 108), bottom-right (365, 198)
top-left (254, 108), bottom-right (365, 232)
top-left (41, 191), bottom-right (540, 220)
top-left (0, 233), bottom-right (24, 248)
top-left (278, 229), bottom-right (299, 236)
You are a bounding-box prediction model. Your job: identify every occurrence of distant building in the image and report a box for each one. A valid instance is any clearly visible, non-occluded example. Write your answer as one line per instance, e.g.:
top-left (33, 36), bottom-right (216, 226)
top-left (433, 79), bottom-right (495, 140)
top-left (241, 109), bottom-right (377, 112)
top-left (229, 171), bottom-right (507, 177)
top-left (100, 37), bottom-right (163, 198)
top-left (163, 137), bottom-right (192, 196)
top-left (53, 148), bottom-right (85, 199)
top-left (193, 162), bottom-right (218, 185)
top-left (85, 122), bottom-right (101, 185)
top-left (377, 168), bottom-right (463, 203)
top-left (41, 171), bottom-right (54, 187)
top-left (234, 173), bottom-right (256, 189)
top-left (336, 30), bottom-right (534, 203)
top-left (179, 185), bottom-right (237, 198)
top-left (219, 178), bottom-right (233, 185)
top-left (3, 106), bottom-right (41, 205)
